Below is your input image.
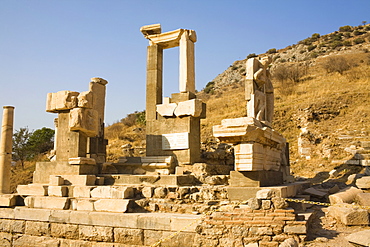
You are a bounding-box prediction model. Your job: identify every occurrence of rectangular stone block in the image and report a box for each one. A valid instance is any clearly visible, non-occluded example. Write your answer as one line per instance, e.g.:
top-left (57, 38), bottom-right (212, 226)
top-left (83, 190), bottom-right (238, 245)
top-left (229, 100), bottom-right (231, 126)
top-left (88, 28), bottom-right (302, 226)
top-left (62, 175), bottom-right (96, 186)
top-left (0, 208), bottom-right (15, 219)
top-left (49, 176), bottom-right (64, 186)
top-left (14, 207), bottom-right (51, 221)
top-left (46, 90), bottom-right (79, 113)
top-left (17, 184), bottom-right (48, 196)
top-left (72, 186), bottom-right (96, 198)
top-left (50, 223), bottom-right (79, 239)
top-left (25, 196), bottom-right (70, 210)
top-left (25, 221), bottom-right (49, 236)
top-left (79, 225), bottom-right (113, 242)
top-left (170, 215), bottom-right (200, 232)
top-left (114, 228), bottom-right (144, 244)
top-left (69, 108), bottom-right (99, 137)
top-left (69, 211), bottom-right (92, 225)
top-left (90, 186), bottom-right (134, 199)
top-left (48, 186), bottom-right (69, 197)
top-left (69, 157), bottom-right (96, 165)
top-left (49, 210), bottom-right (71, 223)
top-left (138, 213), bottom-right (172, 230)
top-left (93, 199), bottom-right (132, 213)
top-left (76, 199), bottom-right (95, 211)
top-left (229, 171), bottom-right (283, 187)
top-left (0, 194), bottom-right (19, 207)
top-left (0, 219), bottom-right (25, 233)
top-left (89, 212), bottom-right (138, 228)
top-left (327, 204), bottom-right (369, 225)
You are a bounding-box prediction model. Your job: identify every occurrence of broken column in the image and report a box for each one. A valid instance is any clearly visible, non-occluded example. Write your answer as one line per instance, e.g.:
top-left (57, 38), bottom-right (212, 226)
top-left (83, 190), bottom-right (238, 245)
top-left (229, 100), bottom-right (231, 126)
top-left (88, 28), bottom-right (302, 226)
top-left (213, 56), bottom-right (290, 186)
top-left (141, 24), bottom-right (205, 166)
top-left (46, 78), bottom-right (108, 164)
top-left (0, 106), bottom-right (14, 194)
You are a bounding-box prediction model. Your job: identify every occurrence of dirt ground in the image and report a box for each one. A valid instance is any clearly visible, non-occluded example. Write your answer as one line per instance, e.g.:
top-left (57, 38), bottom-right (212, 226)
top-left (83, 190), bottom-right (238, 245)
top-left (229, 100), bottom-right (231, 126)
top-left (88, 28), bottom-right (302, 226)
top-left (304, 206), bottom-right (370, 246)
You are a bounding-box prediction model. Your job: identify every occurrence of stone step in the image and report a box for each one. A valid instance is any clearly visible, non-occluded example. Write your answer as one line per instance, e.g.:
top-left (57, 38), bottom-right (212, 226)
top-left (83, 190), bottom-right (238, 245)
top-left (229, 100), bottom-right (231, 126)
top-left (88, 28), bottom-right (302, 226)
top-left (17, 184), bottom-right (48, 196)
top-left (23, 196), bottom-right (134, 213)
top-left (101, 174), bottom-right (197, 186)
top-left (0, 194), bottom-right (22, 207)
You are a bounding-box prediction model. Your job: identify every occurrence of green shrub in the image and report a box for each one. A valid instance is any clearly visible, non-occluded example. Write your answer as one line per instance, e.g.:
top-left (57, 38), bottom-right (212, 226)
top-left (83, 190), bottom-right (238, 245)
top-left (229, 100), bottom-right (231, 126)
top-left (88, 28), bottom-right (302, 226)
top-left (247, 53), bottom-right (257, 59)
top-left (343, 40), bottom-right (352, 46)
top-left (353, 37), bottom-right (365, 44)
top-left (339, 25), bottom-right (352, 32)
top-left (311, 33), bottom-right (321, 40)
top-left (267, 48), bottom-right (277, 54)
top-left (365, 25), bottom-right (370, 31)
top-left (353, 30), bottom-right (364, 36)
top-left (329, 41), bottom-right (343, 49)
top-left (307, 45), bottom-right (317, 52)
top-left (204, 81), bottom-right (215, 94)
top-left (343, 32), bottom-right (351, 38)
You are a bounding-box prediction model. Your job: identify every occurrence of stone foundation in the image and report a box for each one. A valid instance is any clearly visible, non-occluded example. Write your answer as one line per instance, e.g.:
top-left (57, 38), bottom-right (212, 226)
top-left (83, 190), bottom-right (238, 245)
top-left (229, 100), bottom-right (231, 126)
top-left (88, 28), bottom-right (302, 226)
top-left (0, 206), bottom-right (309, 247)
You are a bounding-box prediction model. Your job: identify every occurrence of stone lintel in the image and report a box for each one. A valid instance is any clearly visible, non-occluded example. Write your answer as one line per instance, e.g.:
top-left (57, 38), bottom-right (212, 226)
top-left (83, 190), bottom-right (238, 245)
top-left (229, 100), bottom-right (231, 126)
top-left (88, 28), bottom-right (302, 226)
top-left (146, 29), bottom-right (185, 49)
top-left (140, 23), bottom-right (162, 37)
top-left (90, 77), bottom-right (108, 85)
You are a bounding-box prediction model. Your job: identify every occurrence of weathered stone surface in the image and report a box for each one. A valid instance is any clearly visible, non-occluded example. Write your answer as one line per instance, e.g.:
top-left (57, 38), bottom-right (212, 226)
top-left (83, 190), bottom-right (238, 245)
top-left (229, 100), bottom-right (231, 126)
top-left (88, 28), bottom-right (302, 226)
top-left (72, 186), bottom-right (96, 198)
top-left (248, 198), bottom-right (261, 210)
top-left (49, 176), bottom-right (64, 186)
top-left (79, 225), bottom-right (113, 242)
top-left (142, 187), bottom-right (154, 198)
top-left (113, 228), bottom-right (144, 244)
top-left (25, 221), bottom-right (49, 236)
top-left (329, 186), bottom-right (363, 205)
top-left (46, 90), bottom-right (79, 112)
top-left (279, 238), bottom-right (298, 247)
top-left (94, 199), bottom-right (131, 213)
top-left (69, 108), bottom-right (99, 137)
top-left (356, 176), bottom-right (370, 189)
top-left (355, 192), bottom-right (370, 206)
top-left (48, 186), bottom-right (68, 197)
top-left (283, 225), bottom-right (306, 234)
top-left (138, 213), bottom-right (172, 230)
top-left (17, 184), bottom-right (48, 196)
top-left (345, 229), bottom-right (370, 247)
top-left (25, 196), bottom-right (70, 210)
top-left (89, 211), bottom-right (138, 228)
top-left (77, 91), bottom-right (93, 109)
top-left (271, 197), bottom-right (289, 209)
top-left (0, 194), bottom-right (18, 207)
top-left (50, 223), bottom-right (79, 239)
top-left (62, 175), bottom-right (96, 186)
top-left (76, 199), bottom-right (95, 211)
top-left (0, 232), bottom-right (11, 247)
top-left (174, 99), bottom-right (203, 117)
top-left (68, 157), bottom-right (96, 165)
top-left (90, 186), bottom-right (134, 199)
top-left (14, 207), bottom-right (51, 221)
top-left (327, 204), bottom-right (369, 225)
top-left (154, 187), bottom-right (167, 198)
top-left (256, 189), bottom-right (274, 199)
top-left (0, 219), bottom-right (24, 233)
top-left (13, 235), bottom-right (59, 247)
top-left (156, 97), bottom-right (177, 117)
top-left (303, 187), bottom-right (327, 198)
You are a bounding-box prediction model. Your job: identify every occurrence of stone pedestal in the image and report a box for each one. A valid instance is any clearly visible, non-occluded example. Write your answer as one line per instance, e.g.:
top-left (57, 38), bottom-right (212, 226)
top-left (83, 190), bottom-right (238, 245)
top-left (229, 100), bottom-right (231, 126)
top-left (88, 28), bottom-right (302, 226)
top-left (213, 117), bottom-right (289, 186)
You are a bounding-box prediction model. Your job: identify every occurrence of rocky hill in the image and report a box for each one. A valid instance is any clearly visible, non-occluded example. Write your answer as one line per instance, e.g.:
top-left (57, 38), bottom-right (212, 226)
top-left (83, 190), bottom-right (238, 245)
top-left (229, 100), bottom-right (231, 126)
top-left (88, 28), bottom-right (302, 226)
top-left (106, 24), bottom-right (370, 181)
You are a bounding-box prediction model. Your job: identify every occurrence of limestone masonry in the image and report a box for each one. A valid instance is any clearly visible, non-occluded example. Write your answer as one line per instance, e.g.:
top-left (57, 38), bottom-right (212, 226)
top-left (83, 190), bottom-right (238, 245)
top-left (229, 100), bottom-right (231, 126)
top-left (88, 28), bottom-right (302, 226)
top-left (0, 24), bottom-right (368, 247)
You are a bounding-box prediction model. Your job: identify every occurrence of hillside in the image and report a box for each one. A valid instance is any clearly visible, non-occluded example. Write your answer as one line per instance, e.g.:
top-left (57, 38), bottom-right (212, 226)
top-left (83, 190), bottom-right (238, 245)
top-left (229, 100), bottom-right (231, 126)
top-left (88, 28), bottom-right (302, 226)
top-left (106, 24), bottom-right (370, 180)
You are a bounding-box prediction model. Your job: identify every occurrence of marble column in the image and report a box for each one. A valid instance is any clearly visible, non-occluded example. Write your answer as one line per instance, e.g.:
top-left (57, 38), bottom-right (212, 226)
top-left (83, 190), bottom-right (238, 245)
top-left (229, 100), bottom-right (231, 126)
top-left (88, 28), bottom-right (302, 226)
top-left (0, 106), bottom-right (14, 194)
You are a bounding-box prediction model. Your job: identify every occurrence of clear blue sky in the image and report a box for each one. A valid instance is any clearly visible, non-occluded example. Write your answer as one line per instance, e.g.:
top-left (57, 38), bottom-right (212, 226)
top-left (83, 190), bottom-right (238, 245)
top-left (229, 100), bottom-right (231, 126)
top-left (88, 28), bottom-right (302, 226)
top-left (1, 0), bottom-right (369, 131)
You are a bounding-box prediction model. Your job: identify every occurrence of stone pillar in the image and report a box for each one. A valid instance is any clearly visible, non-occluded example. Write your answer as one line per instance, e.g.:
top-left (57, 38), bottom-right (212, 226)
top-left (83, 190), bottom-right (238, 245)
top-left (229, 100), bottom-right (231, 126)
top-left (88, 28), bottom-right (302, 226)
top-left (179, 30), bottom-right (196, 93)
top-left (146, 44), bottom-right (163, 121)
top-left (0, 106), bottom-right (14, 194)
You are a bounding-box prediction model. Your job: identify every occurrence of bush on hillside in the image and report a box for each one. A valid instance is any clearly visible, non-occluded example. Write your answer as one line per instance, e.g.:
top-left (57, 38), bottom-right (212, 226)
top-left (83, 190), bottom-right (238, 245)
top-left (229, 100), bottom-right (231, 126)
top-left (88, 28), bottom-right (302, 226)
top-left (353, 37), bottom-right (365, 44)
top-left (267, 48), bottom-right (277, 54)
top-left (204, 81), bottom-right (215, 94)
top-left (247, 53), bottom-right (257, 59)
top-left (322, 56), bottom-right (351, 75)
top-left (339, 25), bottom-right (352, 32)
top-left (121, 111), bottom-right (146, 127)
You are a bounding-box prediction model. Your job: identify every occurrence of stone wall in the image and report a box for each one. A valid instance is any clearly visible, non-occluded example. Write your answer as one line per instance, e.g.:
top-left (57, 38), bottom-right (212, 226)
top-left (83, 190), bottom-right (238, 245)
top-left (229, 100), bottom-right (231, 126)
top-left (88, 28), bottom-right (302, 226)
top-left (0, 206), bottom-right (308, 246)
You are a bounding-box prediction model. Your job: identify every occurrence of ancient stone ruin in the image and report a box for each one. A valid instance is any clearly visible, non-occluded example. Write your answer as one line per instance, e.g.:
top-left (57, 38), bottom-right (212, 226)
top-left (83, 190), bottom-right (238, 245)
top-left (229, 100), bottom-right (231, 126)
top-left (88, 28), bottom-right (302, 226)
top-left (0, 24), bottom-right (368, 247)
